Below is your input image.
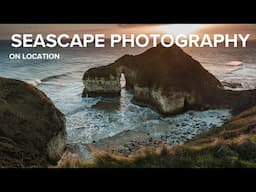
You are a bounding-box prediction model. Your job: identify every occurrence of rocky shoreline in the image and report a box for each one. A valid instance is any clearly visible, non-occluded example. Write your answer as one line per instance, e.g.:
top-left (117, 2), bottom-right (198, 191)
top-left (87, 130), bottom-right (166, 157)
top-left (85, 109), bottom-right (230, 157)
top-left (59, 105), bottom-right (256, 168)
top-left (94, 106), bottom-right (256, 168)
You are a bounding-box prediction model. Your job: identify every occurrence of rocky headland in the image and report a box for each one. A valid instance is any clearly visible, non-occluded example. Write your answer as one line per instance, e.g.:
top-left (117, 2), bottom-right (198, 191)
top-left (0, 77), bottom-right (67, 167)
top-left (82, 44), bottom-right (256, 115)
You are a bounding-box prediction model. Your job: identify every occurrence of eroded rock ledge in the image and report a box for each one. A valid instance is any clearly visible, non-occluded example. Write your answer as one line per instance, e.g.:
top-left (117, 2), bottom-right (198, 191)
top-left (82, 44), bottom-right (256, 115)
top-left (0, 77), bottom-right (67, 167)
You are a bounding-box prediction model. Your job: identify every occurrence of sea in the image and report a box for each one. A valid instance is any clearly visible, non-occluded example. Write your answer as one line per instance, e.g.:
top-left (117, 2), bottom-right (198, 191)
top-left (1, 40), bottom-right (256, 159)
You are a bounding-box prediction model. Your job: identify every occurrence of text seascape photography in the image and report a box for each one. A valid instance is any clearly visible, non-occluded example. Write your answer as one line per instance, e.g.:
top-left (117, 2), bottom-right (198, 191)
top-left (8, 33), bottom-right (251, 60)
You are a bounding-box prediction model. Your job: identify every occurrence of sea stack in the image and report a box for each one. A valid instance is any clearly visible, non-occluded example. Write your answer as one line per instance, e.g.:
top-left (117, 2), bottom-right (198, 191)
top-left (0, 77), bottom-right (67, 167)
top-left (82, 44), bottom-right (256, 115)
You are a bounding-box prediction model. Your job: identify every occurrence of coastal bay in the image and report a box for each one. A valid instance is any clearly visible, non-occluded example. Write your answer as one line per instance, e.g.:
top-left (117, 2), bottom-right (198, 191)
top-left (1, 41), bottom-right (256, 167)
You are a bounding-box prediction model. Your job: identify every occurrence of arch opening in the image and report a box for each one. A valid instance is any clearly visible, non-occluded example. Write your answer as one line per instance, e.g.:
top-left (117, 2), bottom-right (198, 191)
top-left (120, 73), bottom-right (126, 88)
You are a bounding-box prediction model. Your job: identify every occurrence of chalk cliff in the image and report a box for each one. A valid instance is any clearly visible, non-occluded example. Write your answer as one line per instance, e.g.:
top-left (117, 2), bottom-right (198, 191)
top-left (82, 44), bottom-right (256, 115)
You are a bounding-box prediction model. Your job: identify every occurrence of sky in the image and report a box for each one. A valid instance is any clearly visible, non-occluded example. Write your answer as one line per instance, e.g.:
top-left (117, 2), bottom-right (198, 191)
top-left (0, 24), bottom-right (255, 39)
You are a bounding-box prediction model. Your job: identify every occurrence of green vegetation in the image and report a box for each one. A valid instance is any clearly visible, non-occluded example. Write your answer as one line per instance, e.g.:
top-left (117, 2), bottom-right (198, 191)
top-left (59, 142), bottom-right (256, 168)
top-left (60, 139), bottom-right (256, 168)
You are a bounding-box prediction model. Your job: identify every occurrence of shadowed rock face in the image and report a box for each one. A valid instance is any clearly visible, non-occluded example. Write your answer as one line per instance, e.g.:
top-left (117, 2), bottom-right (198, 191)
top-left (0, 77), bottom-right (67, 167)
top-left (82, 44), bottom-right (256, 115)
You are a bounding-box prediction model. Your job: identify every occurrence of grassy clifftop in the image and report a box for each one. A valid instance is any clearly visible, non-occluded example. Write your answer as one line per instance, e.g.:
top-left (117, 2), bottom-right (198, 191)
top-left (59, 106), bottom-right (256, 168)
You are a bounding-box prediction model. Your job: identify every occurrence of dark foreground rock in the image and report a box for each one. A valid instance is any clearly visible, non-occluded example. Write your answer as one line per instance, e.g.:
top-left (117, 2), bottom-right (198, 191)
top-left (0, 77), bottom-right (66, 167)
top-left (82, 44), bottom-right (256, 115)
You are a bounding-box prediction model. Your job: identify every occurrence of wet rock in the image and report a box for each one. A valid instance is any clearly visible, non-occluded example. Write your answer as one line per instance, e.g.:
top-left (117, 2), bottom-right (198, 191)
top-left (91, 99), bottom-right (120, 111)
top-left (181, 123), bottom-right (187, 127)
top-left (222, 81), bottom-right (243, 89)
top-left (87, 130), bottom-right (150, 156)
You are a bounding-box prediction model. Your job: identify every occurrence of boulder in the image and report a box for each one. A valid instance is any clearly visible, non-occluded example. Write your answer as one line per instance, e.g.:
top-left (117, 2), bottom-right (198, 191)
top-left (0, 77), bottom-right (66, 167)
top-left (82, 44), bottom-right (256, 115)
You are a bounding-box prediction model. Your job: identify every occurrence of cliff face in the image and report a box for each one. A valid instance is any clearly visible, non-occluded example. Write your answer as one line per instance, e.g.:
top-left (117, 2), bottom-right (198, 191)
top-left (0, 77), bottom-right (66, 167)
top-left (82, 64), bottom-right (121, 97)
top-left (82, 44), bottom-right (256, 115)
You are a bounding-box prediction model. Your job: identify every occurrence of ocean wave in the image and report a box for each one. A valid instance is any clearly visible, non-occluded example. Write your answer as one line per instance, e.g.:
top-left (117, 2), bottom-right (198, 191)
top-left (65, 98), bottom-right (100, 116)
top-left (25, 70), bottom-right (83, 87)
top-left (225, 61), bottom-right (243, 66)
top-left (226, 66), bottom-right (242, 74)
top-left (25, 72), bottom-right (72, 87)
top-left (65, 105), bottom-right (89, 116)
top-left (25, 79), bottom-right (42, 86)
top-left (41, 72), bottom-right (73, 82)
top-left (41, 70), bottom-right (84, 82)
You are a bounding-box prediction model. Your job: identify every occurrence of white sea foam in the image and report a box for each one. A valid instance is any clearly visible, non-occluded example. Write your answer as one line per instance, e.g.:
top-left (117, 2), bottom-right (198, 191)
top-left (25, 79), bottom-right (42, 86)
top-left (226, 60), bottom-right (243, 66)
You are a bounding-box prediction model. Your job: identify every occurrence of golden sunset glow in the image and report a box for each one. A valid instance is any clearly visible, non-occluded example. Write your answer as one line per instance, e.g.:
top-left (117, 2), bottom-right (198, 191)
top-left (153, 24), bottom-right (208, 35)
top-left (0, 24), bottom-right (255, 39)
